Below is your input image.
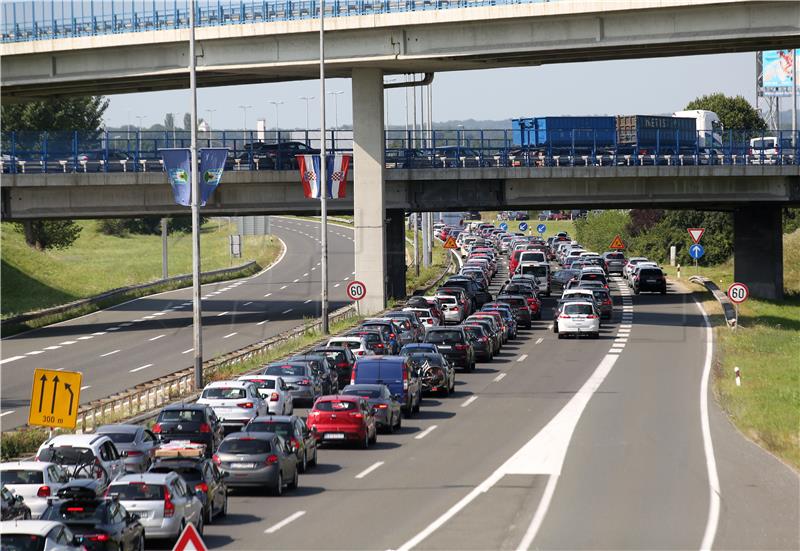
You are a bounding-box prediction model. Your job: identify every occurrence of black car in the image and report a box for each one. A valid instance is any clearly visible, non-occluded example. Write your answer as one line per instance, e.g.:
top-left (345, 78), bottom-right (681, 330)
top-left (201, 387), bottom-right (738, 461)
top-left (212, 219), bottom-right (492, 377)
top-left (149, 456), bottom-right (227, 525)
top-left (423, 327), bottom-right (476, 371)
top-left (40, 483), bottom-right (144, 551)
top-left (1, 486), bottom-right (31, 520)
top-left (496, 294), bottom-right (532, 329)
top-left (551, 269), bottom-right (580, 293)
top-left (152, 404), bottom-right (224, 456)
top-left (405, 353), bottom-right (456, 396)
top-left (344, 328), bottom-right (390, 355)
top-left (633, 267), bottom-right (667, 295)
top-left (242, 415), bottom-right (318, 473)
top-left (442, 277), bottom-right (492, 309)
top-left (288, 354), bottom-right (338, 395)
top-left (461, 323), bottom-right (495, 362)
top-left (232, 141), bottom-right (319, 170)
top-left (308, 346), bottom-right (356, 389)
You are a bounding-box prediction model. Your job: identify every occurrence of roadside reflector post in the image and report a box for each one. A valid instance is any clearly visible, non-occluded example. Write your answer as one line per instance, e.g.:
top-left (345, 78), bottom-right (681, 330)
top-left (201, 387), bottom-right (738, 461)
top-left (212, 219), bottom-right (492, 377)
top-left (734, 367), bottom-right (741, 387)
top-left (677, 264), bottom-right (681, 279)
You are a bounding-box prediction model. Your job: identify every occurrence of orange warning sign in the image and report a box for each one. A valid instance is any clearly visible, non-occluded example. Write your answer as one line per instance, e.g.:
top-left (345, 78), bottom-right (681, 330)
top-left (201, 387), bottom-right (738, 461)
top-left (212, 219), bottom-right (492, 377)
top-left (609, 235), bottom-right (626, 250)
top-left (443, 236), bottom-right (458, 249)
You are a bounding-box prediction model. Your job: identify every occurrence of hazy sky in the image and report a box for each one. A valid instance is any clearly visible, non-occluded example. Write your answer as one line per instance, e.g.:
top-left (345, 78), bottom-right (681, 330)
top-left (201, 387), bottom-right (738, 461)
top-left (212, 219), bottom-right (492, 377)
top-left (103, 51), bottom-right (761, 130)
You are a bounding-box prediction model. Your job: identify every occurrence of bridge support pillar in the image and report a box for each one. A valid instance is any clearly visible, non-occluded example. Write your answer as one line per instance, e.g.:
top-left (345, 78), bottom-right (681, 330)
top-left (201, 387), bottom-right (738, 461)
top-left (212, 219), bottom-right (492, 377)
top-left (386, 209), bottom-right (407, 301)
top-left (734, 206), bottom-right (783, 300)
top-left (352, 67), bottom-right (386, 314)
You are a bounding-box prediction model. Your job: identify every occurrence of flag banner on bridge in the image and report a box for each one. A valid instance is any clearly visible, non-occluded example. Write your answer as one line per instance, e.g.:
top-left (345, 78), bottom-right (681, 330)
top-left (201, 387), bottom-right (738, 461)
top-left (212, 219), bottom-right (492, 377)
top-left (297, 154), bottom-right (351, 199)
top-left (160, 148), bottom-right (192, 206)
top-left (199, 148), bottom-right (228, 205)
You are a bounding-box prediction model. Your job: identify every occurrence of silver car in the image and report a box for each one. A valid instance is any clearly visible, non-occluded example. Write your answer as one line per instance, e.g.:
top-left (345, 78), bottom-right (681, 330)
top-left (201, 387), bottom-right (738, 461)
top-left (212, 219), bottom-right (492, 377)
top-left (0, 462), bottom-right (69, 518)
top-left (108, 472), bottom-right (203, 540)
top-left (95, 425), bottom-right (159, 473)
top-left (215, 432), bottom-right (299, 496)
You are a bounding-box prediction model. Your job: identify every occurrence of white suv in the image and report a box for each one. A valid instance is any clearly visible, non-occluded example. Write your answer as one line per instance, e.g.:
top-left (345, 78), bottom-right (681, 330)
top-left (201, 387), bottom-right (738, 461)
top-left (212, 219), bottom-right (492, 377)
top-left (196, 380), bottom-right (267, 431)
top-left (35, 434), bottom-right (126, 483)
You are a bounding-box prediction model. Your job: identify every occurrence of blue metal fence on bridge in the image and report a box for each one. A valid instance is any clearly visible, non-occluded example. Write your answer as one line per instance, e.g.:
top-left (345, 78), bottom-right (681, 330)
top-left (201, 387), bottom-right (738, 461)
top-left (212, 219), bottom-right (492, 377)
top-left (2, 0), bottom-right (557, 43)
top-left (1, 129), bottom-right (798, 174)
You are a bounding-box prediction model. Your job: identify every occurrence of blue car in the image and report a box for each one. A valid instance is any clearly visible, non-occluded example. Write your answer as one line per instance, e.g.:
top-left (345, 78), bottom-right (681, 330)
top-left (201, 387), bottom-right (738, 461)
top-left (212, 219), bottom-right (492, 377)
top-left (350, 356), bottom-right (421, 418)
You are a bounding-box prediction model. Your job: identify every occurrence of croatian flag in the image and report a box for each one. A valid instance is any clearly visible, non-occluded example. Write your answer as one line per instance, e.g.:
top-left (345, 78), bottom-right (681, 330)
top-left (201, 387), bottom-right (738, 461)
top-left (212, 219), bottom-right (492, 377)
top-left (297, 154), bottom-right (351, 199)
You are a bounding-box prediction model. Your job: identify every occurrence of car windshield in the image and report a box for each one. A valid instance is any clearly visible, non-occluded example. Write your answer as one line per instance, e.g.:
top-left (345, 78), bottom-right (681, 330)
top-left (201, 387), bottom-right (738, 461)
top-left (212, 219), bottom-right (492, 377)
top-left (264, 364), bottom-right (305, 376)
top-left (0, 470), bottom-right (44, 484)
top-left (202, 387), bottom-right (246, 399)
top-left (315, 400), bottom-right (358, 411)
top-left (218, 439), bottom-right (271, 454)
top-left (564, 304), bottom-right (594, 315)
top-left (245, 422), bottom-right (291, 439)
top-left (42, 501), bottom-right (107, 524)
top-left (426, 330), bottom-right (463, 343)
top-left (343, 388), bottom-right (382, 398)
top-left (98, 432), bottom-right (136, 444)
top-left (0, 535), bottom-right (45, 551)
top-left (37, 446), bottom-right (95, 465)
top-left (108, 482), bottom-right (165, 500)
top-left (159, 410), bottom-right (204, 423)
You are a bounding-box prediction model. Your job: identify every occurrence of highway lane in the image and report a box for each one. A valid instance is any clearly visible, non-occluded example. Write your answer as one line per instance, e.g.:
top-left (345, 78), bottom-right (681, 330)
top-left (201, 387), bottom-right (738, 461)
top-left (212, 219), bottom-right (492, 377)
top-left (0, 217), bottom-right (355, 430)
top-left (199, 273), bottom-right (798, 550)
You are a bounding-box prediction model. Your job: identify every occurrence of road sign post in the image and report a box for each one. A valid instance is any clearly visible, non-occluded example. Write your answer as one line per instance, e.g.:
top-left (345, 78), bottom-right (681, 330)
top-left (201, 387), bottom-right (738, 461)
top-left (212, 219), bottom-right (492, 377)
top-left (687, 228), bottom-right (705, 243)
top-left (346, 280), bottom-right (366, 315)
top-left (172, 522), bottom-right (207, 551)
top-left (519, 222), bottom-right (528, 232)
top-left (443, 236), bottom-right (458, 249)
top-left (689, 243), bottom-right (705, 274)
top-left (727, 282), bottom-right (749, 329)
top-left (28, 369), bottom-right (82, 430)
top-left (499, 222), bottom-right (508, 231)
top-left (537, 223), bottom-right (547, 235)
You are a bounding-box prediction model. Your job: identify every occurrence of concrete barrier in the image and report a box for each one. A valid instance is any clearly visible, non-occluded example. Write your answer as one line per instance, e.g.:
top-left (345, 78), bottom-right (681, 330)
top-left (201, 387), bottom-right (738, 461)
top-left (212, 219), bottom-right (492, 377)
top-left (689, 275), bottom-right (738, 328)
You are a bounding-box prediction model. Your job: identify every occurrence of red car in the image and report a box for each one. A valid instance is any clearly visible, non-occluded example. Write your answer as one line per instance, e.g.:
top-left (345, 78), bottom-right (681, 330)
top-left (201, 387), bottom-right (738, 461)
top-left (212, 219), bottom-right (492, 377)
top-left (306, 395), bottom-right (377, 449)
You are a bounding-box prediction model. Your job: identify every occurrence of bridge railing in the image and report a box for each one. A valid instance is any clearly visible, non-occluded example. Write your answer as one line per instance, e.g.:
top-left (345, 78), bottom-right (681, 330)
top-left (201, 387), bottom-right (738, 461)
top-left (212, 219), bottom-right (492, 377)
top-left (2, 128), bottom-right (798, 174)
top-left (2, 0), bottom-right (554, 43)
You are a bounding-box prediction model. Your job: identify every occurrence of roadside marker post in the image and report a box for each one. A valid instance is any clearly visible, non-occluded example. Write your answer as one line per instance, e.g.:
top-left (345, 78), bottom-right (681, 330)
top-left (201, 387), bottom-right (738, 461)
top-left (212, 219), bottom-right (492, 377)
top-left (734, 367), bottom-right (742, 387)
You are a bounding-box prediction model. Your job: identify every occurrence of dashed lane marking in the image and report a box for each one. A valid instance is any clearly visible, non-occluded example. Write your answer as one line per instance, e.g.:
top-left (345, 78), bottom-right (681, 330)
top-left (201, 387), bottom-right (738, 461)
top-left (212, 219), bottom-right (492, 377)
top-left (130, 364), bottom-right (152, 373)
top-left (243, 302), bottom-right (253, 306)
top-left (182, 348), bottom-right (194, 354)
top-left (149, 334), bottom-right (166, 341)
top-left (517, 354), bottom-right (528, 362)
top-left (264, 293), bottom-right (273, 298)
top-left (355, 461), bottom-right (385, 479)
top-left (26, 351), bottom-right (44, 356)
top-left (43, 346), bottom-right (61, 351)
top-left (304, 299), bottom-right (312, 304)
top-left (264, 511), bottom-right (306, 534)
top-left (92, 332), bottom-right (107, 336)
top-left (282, 309), bottom-right (293, 315)
top-left (100, 349), bottom-right (121, 357)
top-left (77, 336), bottom-right (93, 340)
top-left (217, 311), bottom-right (229, 317)
top-left (59, 341), bottom-right (77, 345)
top-left (0, 411), bottom-right (15, 418)
top-left (257, 319), bottom-right (269, 326)
top-left (80, 385), bottom-right (91, 391)
top-left (223, 332), bottom-right (238, 339)
top-left (461, 396), bottom-right (478, 408)
top-left (493, 373), bottom-right (507, 383)
top-left (415, 425), bottom-right (438, 440)
top-left (535, 337), bottom-right (544, 345)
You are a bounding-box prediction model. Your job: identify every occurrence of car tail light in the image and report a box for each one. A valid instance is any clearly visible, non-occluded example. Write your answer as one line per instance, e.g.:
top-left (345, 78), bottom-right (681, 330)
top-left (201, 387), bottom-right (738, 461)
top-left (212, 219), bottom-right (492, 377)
top-left (336, 362), bottom-right (349, 368)
top-left (125, 450), bottom-right (143, 457)
top-left (403, 366), bottom-right (409, 391)
top-left (67, 507), bottom-right (85, 512)
top-left (37, 486), bottom-right (51, 498)
top-left (237, 402), bottom-right (253, 409)
top-left (199, 423), bottom-right (212, 433)
top-left (356, 351), bottom-right (365, 356)
top-left (290, 437), bottom-right (300, 450)
top-left (87, 534), bottom-right (110, 542)
top-left (265, 455), bottom-right (279, 465)
top-left (212, 454), bottom-right (221, 466)
top-left (454, 344), bottom-right (468, 351)
top-left (587, 314), bottom-right (599, 319)
top-left (152, 423), bottom-right (162, 434)
top-left (481, 336), bottom-right (489, 343)
top-left (603, 299), bottom-right (612, 306)
top-left (351, 412), bottom-right (364, 419)
top-left (163, 488), bottom-right (175, 518)
top-left (300, 379), bottom-right (311, 386)
top-left (559, 314), bottom-right (571, 319)
top-left (195, 482), bottom-right (209, 493)
top-left (374, 403), bottom-right (388, 409)
top-left (270, 392), bottom-right (280, 402)
top-left (376, 343), bottom-right (384, 349)
top-left (389, 333), bottom-right (396, 339)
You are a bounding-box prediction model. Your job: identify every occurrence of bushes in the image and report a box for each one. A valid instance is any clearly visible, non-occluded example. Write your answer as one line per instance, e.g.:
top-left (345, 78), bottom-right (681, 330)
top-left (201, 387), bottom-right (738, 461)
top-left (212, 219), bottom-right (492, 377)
top-left (574, 210), bottom-right (631, 253)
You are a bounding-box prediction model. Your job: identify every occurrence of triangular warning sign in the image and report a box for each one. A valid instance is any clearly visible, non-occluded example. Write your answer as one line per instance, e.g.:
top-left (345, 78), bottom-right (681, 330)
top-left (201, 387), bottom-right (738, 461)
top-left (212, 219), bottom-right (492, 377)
top-left (172, 523), bottom-right (207, 551)
top-left (687, 228), bottom-right (705, 244)
top-left (443, 236), bottom-right (458, 249)
top-left (609, 235), bottom-right (626, 250)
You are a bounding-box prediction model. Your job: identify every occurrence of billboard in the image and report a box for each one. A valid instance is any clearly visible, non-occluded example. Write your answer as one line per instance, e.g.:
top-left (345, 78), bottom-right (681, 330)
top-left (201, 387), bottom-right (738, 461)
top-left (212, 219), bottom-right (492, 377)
top-left (758, 49), bottom-right (796, 97)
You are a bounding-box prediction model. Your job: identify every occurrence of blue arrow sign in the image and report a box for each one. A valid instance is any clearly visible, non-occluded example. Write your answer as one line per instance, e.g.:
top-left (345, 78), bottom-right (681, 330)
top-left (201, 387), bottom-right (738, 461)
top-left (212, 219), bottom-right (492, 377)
top-left (537, 223), bottom-right (547, 234)
top-left (499, 222), bottom-right (508, 231)
top-left (519, 222), bottom-right (528, 231)
top-left (689, 243), bottom-right (705, 259)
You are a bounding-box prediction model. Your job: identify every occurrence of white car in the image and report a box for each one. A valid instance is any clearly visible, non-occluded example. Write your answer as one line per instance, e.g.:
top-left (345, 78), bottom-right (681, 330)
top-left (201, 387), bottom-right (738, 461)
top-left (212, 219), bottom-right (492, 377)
top-left (624, 257), bottom-right (651, 280)
top-left (237, 375), bottom-right (294, 415)
top-left (0, 461), bottom-right (70, 518)
top-left (327, 336), bottom-right (375, 357)
top-left (436, 295), bottom-right (466, 324)
top-left (556, 301), bottom-right (601, 339)
top-left (196, 380), bottom-right (267, 431)
top-left (0, 520), bottom-right (83, 551)
top-left (35, 434), bottom-right (126, 483)
top-left (403, 307), bottom-right (439, 327)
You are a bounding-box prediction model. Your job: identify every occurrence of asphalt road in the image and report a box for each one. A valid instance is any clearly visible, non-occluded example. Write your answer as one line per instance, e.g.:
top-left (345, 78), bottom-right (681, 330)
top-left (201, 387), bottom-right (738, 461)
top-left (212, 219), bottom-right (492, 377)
top-left (194, 266), bottom-right (798, 550)
top-left (0, 217), bottom-right (356, 430)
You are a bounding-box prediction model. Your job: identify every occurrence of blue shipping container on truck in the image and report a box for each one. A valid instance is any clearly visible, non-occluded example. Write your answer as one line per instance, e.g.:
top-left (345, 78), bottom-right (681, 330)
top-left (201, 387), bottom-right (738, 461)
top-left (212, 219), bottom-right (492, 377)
top-left (512, 117), bottom-right (616, 149)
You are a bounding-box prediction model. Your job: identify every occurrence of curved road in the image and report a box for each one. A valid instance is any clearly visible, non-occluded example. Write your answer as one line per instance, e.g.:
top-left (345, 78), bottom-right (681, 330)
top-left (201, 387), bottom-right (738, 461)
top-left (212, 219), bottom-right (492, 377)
top-left (0, 217), bottom-right (355, 430)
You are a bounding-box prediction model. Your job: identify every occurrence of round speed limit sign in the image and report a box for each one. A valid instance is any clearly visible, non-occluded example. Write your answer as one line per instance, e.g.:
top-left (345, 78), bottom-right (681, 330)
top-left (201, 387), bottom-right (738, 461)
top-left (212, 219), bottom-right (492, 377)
top-left (346, 280), bottom-right (367, 301)
top-left (727, 282), bottom-right (749, 304)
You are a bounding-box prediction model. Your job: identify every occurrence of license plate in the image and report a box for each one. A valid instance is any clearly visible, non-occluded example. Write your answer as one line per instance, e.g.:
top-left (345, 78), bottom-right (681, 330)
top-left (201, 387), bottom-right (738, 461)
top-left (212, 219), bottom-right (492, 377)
top-left (324, 433), bottom-right (345, 440)
top-left (232, 462), bottom-right (255, 468)
top-left (646, 279), bottom-right (656, 283)
top-left (130, 510), bottom-right (150, 519)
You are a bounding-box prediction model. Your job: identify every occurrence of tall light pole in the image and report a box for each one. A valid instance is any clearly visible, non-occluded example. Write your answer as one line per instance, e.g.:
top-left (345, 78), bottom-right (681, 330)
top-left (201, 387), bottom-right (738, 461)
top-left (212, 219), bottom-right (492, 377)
top-left (135, 115), bottom-right (146, 129)
top-left (172, 112), bottom-right (181, 145)
top-left (320, 0), bottom-right (330, 334)
top-left (327, 90), bottom-right (343, 129)
top-left (238, 105), bottom-right (252, 141)
top-left (205, 109), bottom-right (216, 130)
top-left (299, 96), bottom-right (314, 131)
top-left (188, 0), bottom-right (203, 390)
top-left (269, 100), bottom-right (285, 138)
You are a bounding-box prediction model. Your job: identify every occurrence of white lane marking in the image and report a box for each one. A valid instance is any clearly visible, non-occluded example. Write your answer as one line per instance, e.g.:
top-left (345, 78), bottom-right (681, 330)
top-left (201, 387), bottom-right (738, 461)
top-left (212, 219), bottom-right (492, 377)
top-left (415, 425), bottom-right (439, 440)
top-left (0, 411), bottom-right (15, 418)
top-left (243, 302), bottom-right (253, 306)
top-left (149, 334), bottom-right (166, 341)
top-left (0, 356), bottom-right (26, 365)
top-left (130, 364), bottom-right (152, 373)
top-left (91, 332), bottom-right (107, 336)
top-left (143, 315), bottom-right (155, 320)
top-left (282, 309), bottom-right (293, 315)
top-left (264, 293), bottom-right (272, 298)
top-left (182, 348), bottom-right (194, 354)
top-left (223, 332), bottom-right (238, 339)
top-left (217, 311), bottom-right (229, 317)
top-left (614, 338), bottom-right (628, 343)
top-left (334, 283), bottom-right (341, 288)
top-left (44, 346), bottom-right (61, 350)
top-left (77, 336), bottom-right (93, 340)
top-left (280, 285), bottom-right (288, 290)
top-left (80, 385), bottom-right (91, 391)
top-left (311, 267), bottom-right (317, 271)
top-left (56, 368), bottom-right (64, 371)
top-left (304, 299), bottom-right (312, 304)
top-left (493, 373), bottom-right (507, 383)
top-left (211, 291), bottom-right (222, 295)
top-left (398, 353), bottom-right (620, 551)
top-left (100, 349), bottom-right (121, 357)
top-left (516, 354), bottom-right (528, 363)
top-left (694, 297), bottom-right (721, 550)
top-left (620, 324), bottom-right (633, 328)
top-left (26, 350), bottom-right (44, 355)
top-left (105, 327), bottom-right (120, 331)
top-left (461, 396), bottom-right (478, 408)
top-left (535, 337), bottom-right (544, 345)
top-left (257, 319), bottom-right (269, 326)
top-left (264, 511), bottom-right (306, 534)
top-left (352, 271), bottom-right (356, 275)
top-left (119, 323), bottom-right (133, 327)
top-left (303, 273), bottom-right (309, 277)
top-left (152, 312), bottom-right (165, 317)
top-left (59, 341), bottom-right (77, 345)
top-left (355, 461), bottom-right (385, 479)
top-left (183, 302), bottom-right (192, 306)
top-left (293, 278), bottom-right (300, 283)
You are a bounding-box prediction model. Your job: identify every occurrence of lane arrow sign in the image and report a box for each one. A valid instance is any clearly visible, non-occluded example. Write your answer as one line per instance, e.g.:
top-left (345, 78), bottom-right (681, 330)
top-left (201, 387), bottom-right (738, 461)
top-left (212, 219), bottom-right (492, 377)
top-left (688, 228), bottom-right (705, 244)
top-left (64, 383), bottom-right (74, 416)
top-left (38, 374), bottom-right (47, 413)
top-left (50, 375), bottom-right (59, 414)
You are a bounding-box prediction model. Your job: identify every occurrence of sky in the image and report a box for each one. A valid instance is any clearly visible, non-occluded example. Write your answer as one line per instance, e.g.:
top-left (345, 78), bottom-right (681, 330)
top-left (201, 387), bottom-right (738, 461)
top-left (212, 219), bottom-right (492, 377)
top-left (103, 51), bottom-right (762, 130)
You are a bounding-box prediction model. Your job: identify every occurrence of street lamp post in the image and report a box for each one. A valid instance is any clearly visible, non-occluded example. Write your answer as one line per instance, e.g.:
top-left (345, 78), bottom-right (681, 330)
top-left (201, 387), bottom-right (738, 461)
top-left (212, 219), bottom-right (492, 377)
top-left (327, 90), bottom-right (343, 129)
top-left (238, 105), bottom-right (252, 142)
top-left (320, 0), bottom-right (330, 334)
top-left (299, 96), bottom-right (315, 131)
top-left (269, 100), bottom-right (285, 139)
top-left (188, 0), bottom-right (203, 390)
top-left (205, 109), bottom-right (216, 130)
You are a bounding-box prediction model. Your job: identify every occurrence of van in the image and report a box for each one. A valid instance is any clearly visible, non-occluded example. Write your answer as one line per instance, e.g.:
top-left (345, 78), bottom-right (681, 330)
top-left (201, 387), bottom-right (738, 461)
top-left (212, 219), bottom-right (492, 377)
top-left (518, 261), bottom-right (551, 295)
top-left (350, 356), bottom-right (421, 417)
top-left (749, 136), bottom-right (793, 165)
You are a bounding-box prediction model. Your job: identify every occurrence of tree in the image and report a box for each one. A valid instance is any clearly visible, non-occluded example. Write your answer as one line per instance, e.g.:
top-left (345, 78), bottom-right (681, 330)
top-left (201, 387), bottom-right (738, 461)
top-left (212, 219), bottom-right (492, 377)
top-left (16, 221), bottom-right (82, 251)
top-left (573, 210), bottom-right (631, 254)
top-left (183, 113), bottom-right (192, 131)
top-left (164, 113), bottom-right (175, 130)
top-left (684, 93), bottom-right (766, 132)
top-left (627, 209), bottom-right (664, 237)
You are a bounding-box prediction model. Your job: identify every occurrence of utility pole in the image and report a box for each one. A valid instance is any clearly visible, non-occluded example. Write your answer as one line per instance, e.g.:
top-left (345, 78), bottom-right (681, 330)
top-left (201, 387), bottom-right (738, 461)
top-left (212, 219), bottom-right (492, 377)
top-left (269, 100), bottom-right (284, 133)
top-left (238, 105), bottom-right (252, 141)
top-left (320, 0), bottom-right (330, 334)
top-left (205, 109), bottom-right (216, 130)
top-left (189, 0), bottom-right (203, 390)
top-left (161, 218), bottom-right (168, 279)
top-left (413, 213), bottom-right (419, 276)
top-left (299, 96), bottom-right (314, 131)
top-left (328, 90), bottom-right (343, 129)
top-left (793, 48), bottom-right (797, 148)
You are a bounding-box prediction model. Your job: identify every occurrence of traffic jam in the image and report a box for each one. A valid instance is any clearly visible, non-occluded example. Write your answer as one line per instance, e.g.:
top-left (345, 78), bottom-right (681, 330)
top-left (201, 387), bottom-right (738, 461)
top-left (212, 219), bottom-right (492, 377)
top-left (0, 218), bottom-right (670, 550)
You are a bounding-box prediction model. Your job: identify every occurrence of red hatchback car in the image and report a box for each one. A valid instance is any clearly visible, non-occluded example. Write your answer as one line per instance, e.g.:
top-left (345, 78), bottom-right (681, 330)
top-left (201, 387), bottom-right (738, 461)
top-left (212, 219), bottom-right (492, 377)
top-left (306, 395), bottom-right (378, 449)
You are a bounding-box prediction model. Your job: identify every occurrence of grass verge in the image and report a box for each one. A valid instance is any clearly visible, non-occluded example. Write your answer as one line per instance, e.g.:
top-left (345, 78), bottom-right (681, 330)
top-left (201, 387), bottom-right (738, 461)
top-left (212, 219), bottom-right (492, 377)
top-left (405, 231), bottom-right (450, 294)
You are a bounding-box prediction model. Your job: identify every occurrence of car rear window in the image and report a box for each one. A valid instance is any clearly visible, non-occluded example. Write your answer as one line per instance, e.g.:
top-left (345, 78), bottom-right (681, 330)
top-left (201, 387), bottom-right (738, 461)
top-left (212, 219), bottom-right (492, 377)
top-left (150, 466), bottom-right (202, 483)
top-left (343, 388), bottom-right (382, 398)
top-left (332, 340), bottom-right (361, 349)
top-left (640, 269), bottom-right (663, 277)
top-left (159, 410), bottom-right (204, 423)
top-left (264, 364), bottom-right (305, 376)
top-left (109, 482), bottom-right (166, 500)
top-left (0, 470), bottom-right (44, 485)
top-left (98, 432), bottom-right (136, 444)
top-left (564, 304), bottom-right (594, 315)
top-left (0, 534), bottom-right (45, 551)
top-left (315, 400), bottom-right (358, 411)
top-left (37, 447), bottom-right (95, 465)
top-left (245, 422), bottom-right (291, 439)
top-left (606, 253), bottom-right (624, 260)
top-left (437, 296), bottom-right (457, 305)
top-left (202, 387), bottom-right (247, 399)
top-left (241, 378), bottom-right (277, 389)
top-left (500, 298), bottom-right (526, 308)
top-left (463, 326), bottom-right (486, 338)
top-left (521, 265), bottom-right (548, 278)
top-left (218, 439), bottom-right (271, 454)
top-left (425, 330), bottom-right (463, 343)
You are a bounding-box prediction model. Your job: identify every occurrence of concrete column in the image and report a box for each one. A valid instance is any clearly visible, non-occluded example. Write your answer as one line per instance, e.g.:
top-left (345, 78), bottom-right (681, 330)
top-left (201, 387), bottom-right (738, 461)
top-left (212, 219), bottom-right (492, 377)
top-left (352, 67), bottom-right (386, 313)
top-left (734, 206), bottom-right (783, 300)
top-left (421, 211), bottom-right (431, 267)
top-left (386, 208), bottom-right (407, 301)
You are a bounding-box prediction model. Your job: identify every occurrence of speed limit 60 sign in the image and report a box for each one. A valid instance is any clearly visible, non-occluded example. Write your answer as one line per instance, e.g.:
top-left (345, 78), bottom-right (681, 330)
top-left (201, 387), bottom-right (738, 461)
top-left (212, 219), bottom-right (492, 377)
top-left (727, 282), bottom-right (749, 304)
top-left (346, 280), bottom-right (367, 301)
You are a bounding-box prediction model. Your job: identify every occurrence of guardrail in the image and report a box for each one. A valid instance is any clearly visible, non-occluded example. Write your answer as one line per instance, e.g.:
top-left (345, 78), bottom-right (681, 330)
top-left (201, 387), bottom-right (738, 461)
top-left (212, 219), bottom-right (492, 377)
top-left (689, 275), bottom-right (738, 328)
top-left (1, 261), bottom-right (258, 333)
top-left (2, 128), bottom-right (798, 175)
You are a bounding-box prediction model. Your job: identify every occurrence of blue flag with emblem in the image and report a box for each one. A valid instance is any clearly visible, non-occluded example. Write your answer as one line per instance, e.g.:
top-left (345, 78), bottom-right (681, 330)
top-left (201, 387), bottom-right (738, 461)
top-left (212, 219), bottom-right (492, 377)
top-left (199, 148), bottom-right (228, 205)
top-left (160, 148), bottom-right (192, 206)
